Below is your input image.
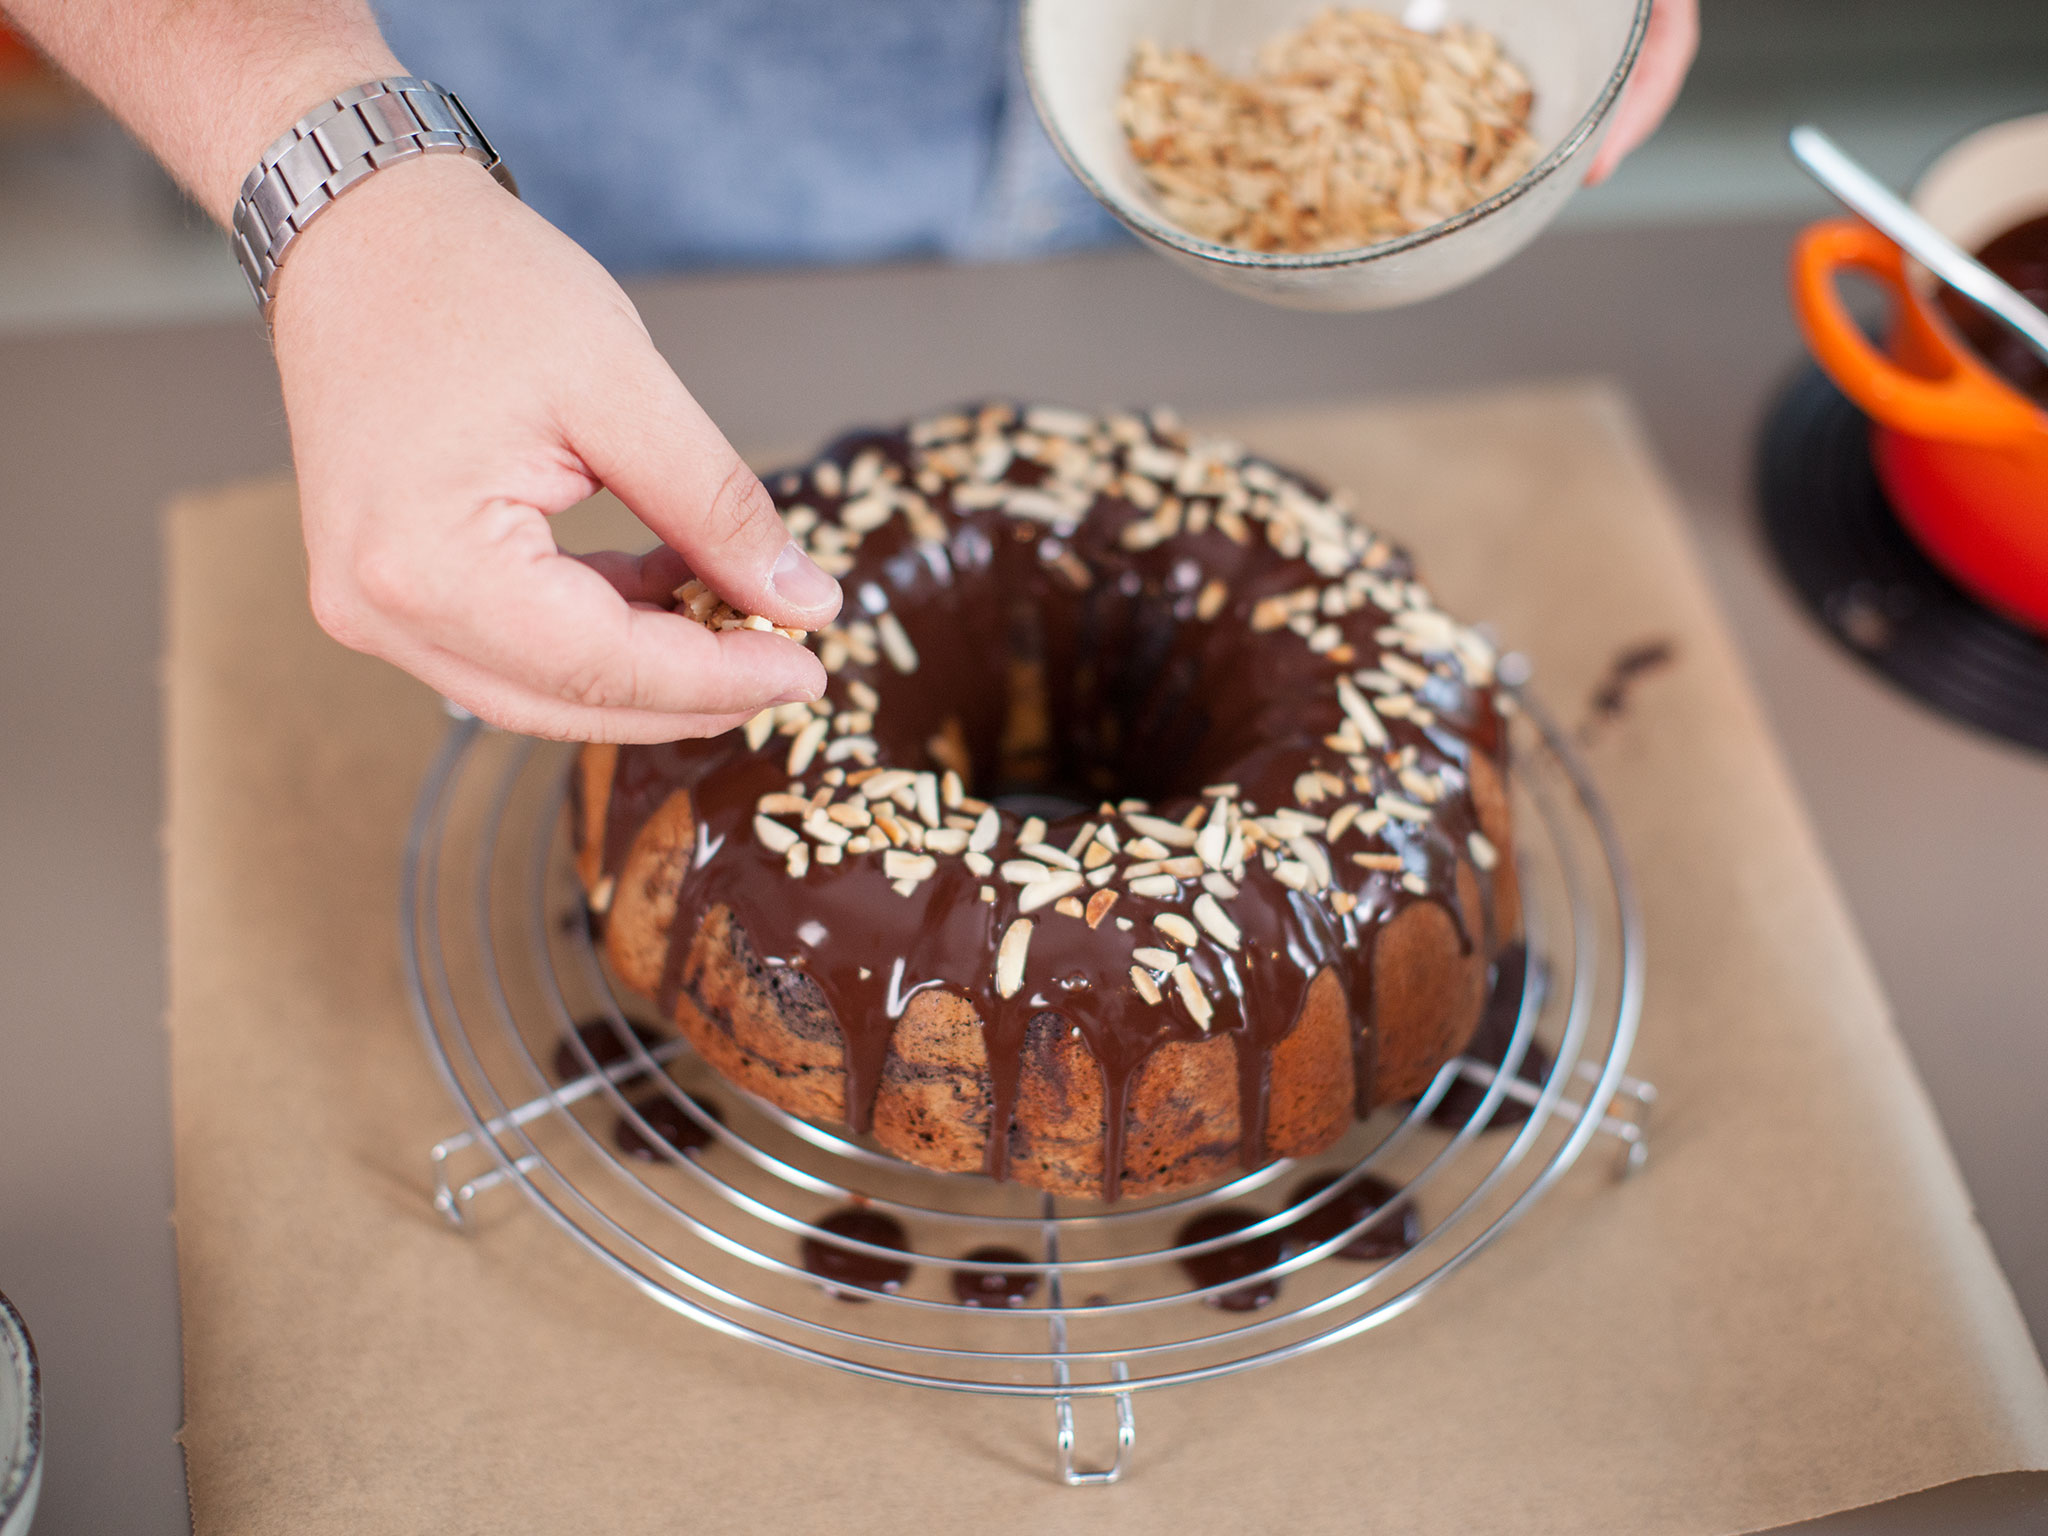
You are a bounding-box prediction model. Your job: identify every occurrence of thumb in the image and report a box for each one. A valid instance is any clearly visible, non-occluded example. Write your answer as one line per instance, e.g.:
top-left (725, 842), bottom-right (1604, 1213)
top-left (569, 335), bottom-right (842, 631)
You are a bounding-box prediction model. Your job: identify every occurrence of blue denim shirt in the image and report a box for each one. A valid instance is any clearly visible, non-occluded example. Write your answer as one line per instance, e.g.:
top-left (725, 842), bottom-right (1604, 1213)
top-left (374, 0), bottom-right (1122, 273)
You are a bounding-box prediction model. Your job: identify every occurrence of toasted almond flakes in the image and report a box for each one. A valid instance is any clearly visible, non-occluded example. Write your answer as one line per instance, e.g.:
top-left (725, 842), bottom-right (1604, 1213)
top-left (787, 717), bottom-right (829, 777)
top-left (753, 815), bottom-right (799, 854)
top-left (1055, 896), bottom-right (1086, 919)
top-left (1352, 852), bottom-right (1403, 871)
top-left (1085, 889), bottom-right (1119, 928)
top-left (876, 611), bottom-right (919, 673)
top-left (1123, 812), bottom-right (1198, 848)
top-left (1192, 893), bottom-right (1241, 949)
top-left (1172, 964), bottom-right (1213, 1031)
top-left (995, 919), bottom-right (1033, 998)
top-left (1019, 872), bottom-right (1086, 913)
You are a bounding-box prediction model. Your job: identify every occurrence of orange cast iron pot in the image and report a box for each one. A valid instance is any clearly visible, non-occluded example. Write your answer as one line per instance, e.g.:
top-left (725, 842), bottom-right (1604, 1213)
top-left (1791, 218), bottom-right (2048, 634)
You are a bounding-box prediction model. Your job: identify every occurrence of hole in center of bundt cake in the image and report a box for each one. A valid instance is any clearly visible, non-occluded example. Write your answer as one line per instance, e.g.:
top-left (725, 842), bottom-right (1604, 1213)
top-left (966, 568), bottom-right (1225, 811)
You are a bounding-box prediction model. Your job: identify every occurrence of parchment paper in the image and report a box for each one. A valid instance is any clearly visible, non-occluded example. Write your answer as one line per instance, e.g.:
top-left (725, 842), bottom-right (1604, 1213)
top-left (167, 383), bottom-right (2048, 1534)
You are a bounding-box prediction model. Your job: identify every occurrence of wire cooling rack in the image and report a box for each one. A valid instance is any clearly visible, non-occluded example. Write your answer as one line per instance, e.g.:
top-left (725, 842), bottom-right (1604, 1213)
top-left (403, 666), bottom-right (1651, 1485)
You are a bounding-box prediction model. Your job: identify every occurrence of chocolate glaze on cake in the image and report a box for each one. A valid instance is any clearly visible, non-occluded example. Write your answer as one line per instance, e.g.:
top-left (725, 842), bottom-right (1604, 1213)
top-left (573, 404), bottom-right (1518, 1201)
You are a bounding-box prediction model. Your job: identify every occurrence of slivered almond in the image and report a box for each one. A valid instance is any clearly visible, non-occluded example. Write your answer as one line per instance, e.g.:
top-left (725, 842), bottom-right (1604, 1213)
top-left (825, 802), bottom-right (872, 828)
top-left (859, 769), bottom-right (915, 802)
top-left (1154, 913), bottom-right (1200, 948)
top-left (914, 772), bottom-right (942, 829)
top-left (1192, 894), bottom-right (1241, 949)
top-left (995, 919), bottom-right (1032, 998)
top-left (1083, 840), bottom-right (1116, 870)
top-left (1019, 816), bottom-right (1048, 847)
top-left (1196, 579), bottom-right (1228, 621)
top-left (1130, 967), bottom-right (1163, 1005)
top-left (1085, 889), bottom-right (1119, 928)
top-left (1337, 676), bottom-right (1391, 749)
top-left (1468, 831), bottom-right (1499, 870)
top-left (757, 792), bottom-right (811, 817)
top-left (968, 807), bottom-right (1001, 854)
top-left (1160, 856), bottom-right (1205, 878)
top-left (924, 827), bottom-right (970, 855)
top-left (883, 850), bottom-right (936, 884)
top-left (753, 815), bottom-right (799, 854)
top-left (1021, 841), bottom-right (1081, 872)
top-left (1201, 871), bottom-right (1238, 899)
top-left (941, 770), bottom-right (965, 808)
top-left (787, 717), bottom-right (829, 777)
top-left (1326, 803), bottom-right (1362, 842)
top-left (1293, 771), bottom-right (1329, 806)
top-left (588, 875), bottom-right (615, 914)
top-left (1132, 946), bottom-right (1178, 970)
top-left (1019, 872), bottom-right (1086, 913)
top-left (1001, 859), bottom-right (1051, 885)
top-left (786, 843), bottom-right (810, 879)
top-left (1124, 836), bottom-right (1171, 861)
top-left (1172, 964), bottom-right (1213, 1031)
top-left (1123, 812), bottom-right (1198, 848)
top-left (1055, 896), bottom-right (1086, 919)
top-left (803, 811), bottom-right (850, 847)
top-left (1274, 861), bottom-right (1311, 890)
top-left (964, 851), bottom-right (994, 877)
top-left (876, 611), bottom-right (919, 673)
top-left (743, 710), bottom-right (776, 751)
top-left (1129, 874), bottom-right (1180, 899)
top-left (1330, 889), bottom-right (1357, 914)
top-left (1378, 794), bottom-right (1430, 822)
top-left (1352, 852), bottom-right (1403, 871)
top-left (1195, 798), bottom-right (1230, 869)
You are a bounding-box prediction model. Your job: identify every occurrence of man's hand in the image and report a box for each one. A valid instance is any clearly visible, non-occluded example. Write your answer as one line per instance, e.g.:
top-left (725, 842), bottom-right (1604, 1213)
top-left (272, 154), bottom-right (841, 742)
top-left (5, 0), bottom-right (842, 743)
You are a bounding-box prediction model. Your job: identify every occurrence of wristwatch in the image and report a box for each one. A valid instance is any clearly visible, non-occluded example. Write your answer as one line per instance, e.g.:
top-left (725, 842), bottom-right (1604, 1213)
top-left (229, 76), bottom-right (517, 319)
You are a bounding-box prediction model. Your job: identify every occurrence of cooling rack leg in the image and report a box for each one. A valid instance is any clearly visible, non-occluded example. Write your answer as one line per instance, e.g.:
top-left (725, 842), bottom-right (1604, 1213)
top-left (1054, 1365), bottom-right (1134, 1487)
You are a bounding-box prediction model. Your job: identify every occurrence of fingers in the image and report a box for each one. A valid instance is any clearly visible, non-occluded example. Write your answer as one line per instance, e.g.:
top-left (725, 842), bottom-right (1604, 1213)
top-left (1584, 0), bottom-right (1697, 184)
top-left (319, 493), bottom-right (827, 728)
top-left (565, 337), bottom-right (843, 632)
top-left (383, 631), bottom-right (759, 743)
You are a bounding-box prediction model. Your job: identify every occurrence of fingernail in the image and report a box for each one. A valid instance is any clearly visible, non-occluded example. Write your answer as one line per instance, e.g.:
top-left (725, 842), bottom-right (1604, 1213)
top-left (768, 540), bottom-right (840, 616)
top-left (771, 686), bottom-right (820, 706)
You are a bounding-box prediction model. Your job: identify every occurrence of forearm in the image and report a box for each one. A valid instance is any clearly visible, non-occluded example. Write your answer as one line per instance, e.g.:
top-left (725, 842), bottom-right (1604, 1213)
top-left (1, 0), bottom-right (400, 220)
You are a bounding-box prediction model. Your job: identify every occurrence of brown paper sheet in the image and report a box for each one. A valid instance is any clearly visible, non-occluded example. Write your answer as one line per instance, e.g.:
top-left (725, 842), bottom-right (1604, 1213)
top-left (168, 383), bottom-right (2048, 1534)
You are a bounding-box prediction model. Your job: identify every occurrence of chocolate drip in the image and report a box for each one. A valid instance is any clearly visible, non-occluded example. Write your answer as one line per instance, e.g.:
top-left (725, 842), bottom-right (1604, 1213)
top-left (950, 1246), bottom-right (1041, 1307)
top-left (1286, 1173), bottom-right (1419, 1260)
top-left (583, 408), bottom-right (1509, 1199)
top-left (614, 1092), bottom-right (723, 1159)
top-left (1175, 1209), bottom-right (1284, 1311)
top-left (802, 1208), bottom-right (914, 1300)
top-left (551, 1018), bottom-right (665, 1084)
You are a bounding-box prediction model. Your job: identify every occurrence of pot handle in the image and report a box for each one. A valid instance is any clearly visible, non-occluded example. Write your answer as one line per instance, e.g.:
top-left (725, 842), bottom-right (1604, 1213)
top-left (1790, 219), bottom-right (2038, 447)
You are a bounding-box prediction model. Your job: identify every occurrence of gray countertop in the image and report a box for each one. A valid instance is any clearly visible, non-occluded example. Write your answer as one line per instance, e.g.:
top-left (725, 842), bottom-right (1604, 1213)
top-left (2, 220), bottom-right (2043, 1533)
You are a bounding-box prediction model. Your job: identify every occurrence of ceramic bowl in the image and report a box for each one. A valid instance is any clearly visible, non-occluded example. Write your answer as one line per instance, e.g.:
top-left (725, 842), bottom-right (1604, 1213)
top-left (1023, 0), bottom-right (1651, 310)
top-left (0, 1295), bottom-right (38, 1536)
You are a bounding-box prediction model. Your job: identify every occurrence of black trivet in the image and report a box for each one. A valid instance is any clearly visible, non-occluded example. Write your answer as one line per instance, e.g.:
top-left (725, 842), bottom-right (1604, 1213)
top-left (1756, 364), bottom-right (2048, 753)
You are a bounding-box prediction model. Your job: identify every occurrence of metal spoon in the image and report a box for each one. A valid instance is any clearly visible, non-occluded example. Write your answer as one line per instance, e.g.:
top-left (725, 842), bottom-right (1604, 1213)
top-left (1788, 124), bottom-right (2048, 368)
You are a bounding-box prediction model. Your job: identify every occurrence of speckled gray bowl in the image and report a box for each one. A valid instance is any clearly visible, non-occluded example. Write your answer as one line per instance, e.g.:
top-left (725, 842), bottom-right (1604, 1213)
top-left (1023, 0), bottom-right (1651, 310)
top-left (0, 1294), bottom-right (39, 1536)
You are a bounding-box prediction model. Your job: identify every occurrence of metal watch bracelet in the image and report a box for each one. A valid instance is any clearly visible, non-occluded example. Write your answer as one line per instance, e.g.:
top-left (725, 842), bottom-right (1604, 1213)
top-left (229, 76), bottom-right (516, 319)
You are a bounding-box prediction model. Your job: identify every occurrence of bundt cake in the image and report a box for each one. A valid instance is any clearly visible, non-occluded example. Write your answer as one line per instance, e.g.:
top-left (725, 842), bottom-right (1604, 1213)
top-left (571, 403), bottom-right (1519, 1201)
